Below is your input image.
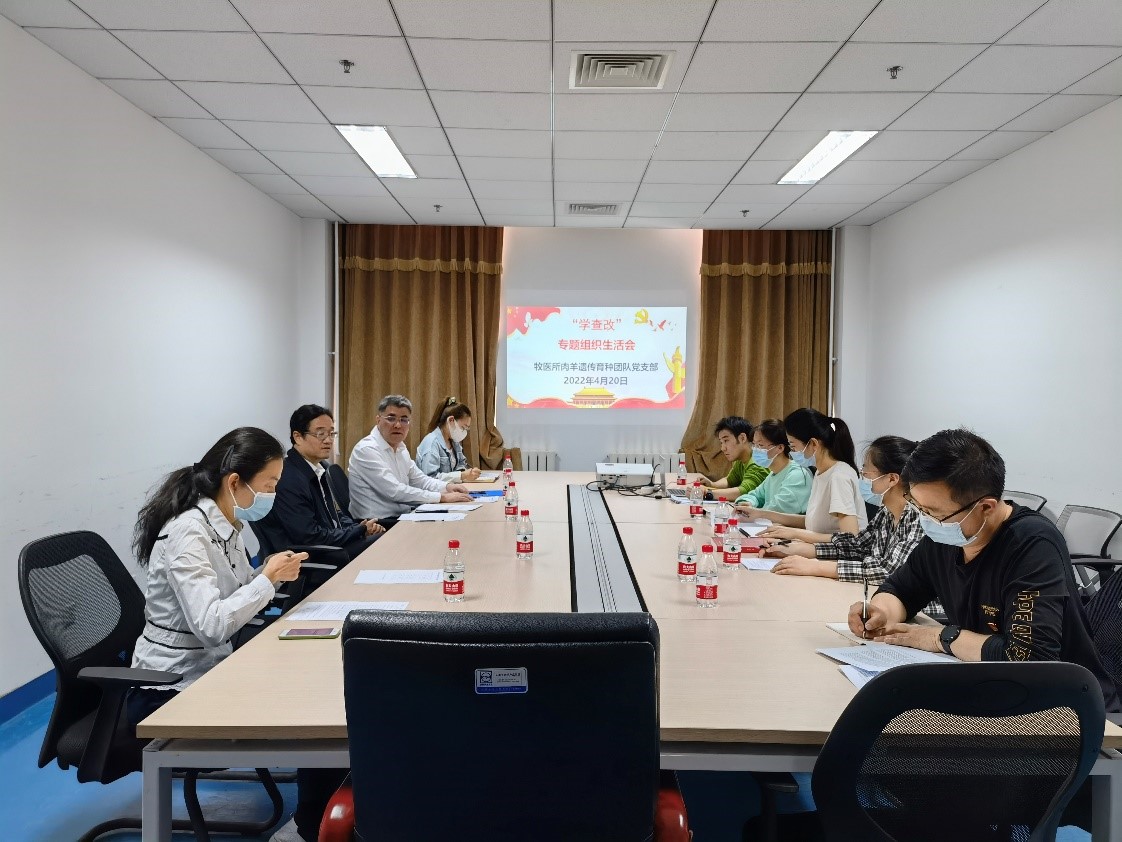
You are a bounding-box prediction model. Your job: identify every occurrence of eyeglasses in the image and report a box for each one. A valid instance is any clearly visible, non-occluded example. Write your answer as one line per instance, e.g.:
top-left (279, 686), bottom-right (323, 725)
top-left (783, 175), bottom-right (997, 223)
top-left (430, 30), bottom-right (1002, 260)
top-left (304, 429), bottom-right (337, 441)
top-left (382, 416), bottom-right (411, 427)
top-left (904, 493), bottom-right (985, 523)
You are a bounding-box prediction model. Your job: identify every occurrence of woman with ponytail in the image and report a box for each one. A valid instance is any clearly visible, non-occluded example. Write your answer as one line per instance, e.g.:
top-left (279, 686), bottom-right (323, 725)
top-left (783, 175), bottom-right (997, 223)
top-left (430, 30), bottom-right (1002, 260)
top-left (757, 407), bottom-right (868, 543)
top-left (416, 396), bottom-right (482, 482)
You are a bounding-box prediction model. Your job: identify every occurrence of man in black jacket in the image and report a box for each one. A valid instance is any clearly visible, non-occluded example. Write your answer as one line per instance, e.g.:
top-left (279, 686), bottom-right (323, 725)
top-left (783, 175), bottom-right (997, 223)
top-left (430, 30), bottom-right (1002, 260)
top-left (258, 404), bottom-right (384, 561)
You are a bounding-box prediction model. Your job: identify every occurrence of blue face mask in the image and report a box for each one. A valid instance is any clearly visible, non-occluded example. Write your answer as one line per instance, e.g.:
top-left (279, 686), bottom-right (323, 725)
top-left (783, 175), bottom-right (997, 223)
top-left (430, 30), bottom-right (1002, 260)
top-left (859, 475), bottom-right (885, 507)
top-left (232, 482), bottom-right (275, 522)
top-left (751, 446), bottom-right (775, 468)
top-left (789, 444), bottom-right (815, 468)
top-left (917, 502), bottom-right (985, 547)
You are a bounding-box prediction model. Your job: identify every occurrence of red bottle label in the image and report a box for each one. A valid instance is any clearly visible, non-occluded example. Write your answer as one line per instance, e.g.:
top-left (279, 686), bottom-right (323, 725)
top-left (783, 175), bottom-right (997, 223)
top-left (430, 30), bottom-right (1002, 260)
top-left (505, 504), bottom-right (517, 517)
top-left (517, 540), bottom-right (533, 554)
top-left (678, 559), bottom-right (696, 576)
top-left (723, 550), bottom-right (741, 566)
top-left (676, 476), bottom-right (687, 486)
top-left (443, 578), bottom-right (464, 596)
top-left (696, 584), bottom-right (718, 601)
top-left (689, 504), bottom-right (703, 516)
top-left (714, 523), bottom-right (727, 536)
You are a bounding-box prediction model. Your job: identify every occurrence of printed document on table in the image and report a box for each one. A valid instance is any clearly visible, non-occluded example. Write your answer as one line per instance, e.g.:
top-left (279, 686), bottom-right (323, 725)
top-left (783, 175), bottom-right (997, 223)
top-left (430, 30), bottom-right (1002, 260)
top-left (415, 503), bottom-right (481, 512)
top-left (839, 665), bottom-right (879, 689)
top-left (398, 512), bottom-right (467, 522)
top-left (826, 623), bottom-right (867, 645)
top-left (741, 557), bottom-right (778, 571)
top-left (817, 643), bottom-right (955, 673)
top-left (287, 601), bottom-right (408, 621)
top-left (355, 569), bottom-right (443, 584)
top-left (738, 522), bottom-right (771, 537)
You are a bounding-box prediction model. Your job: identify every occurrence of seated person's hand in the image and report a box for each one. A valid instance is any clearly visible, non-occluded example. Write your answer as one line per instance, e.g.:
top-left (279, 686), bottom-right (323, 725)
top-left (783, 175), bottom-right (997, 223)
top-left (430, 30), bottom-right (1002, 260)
top-left (446, 482), bottom-right (471, 494)
top-left (263, 550), bottom-right (308, 584)
top-left (440, 491), bottom-right (474, 503)
top-left (461, 467), bottom-right (482, 482)
top-left (362, 519), bottom-right (386, 536)
top-left (735, 503), bottom-right (758, 519)
top-left (771, 555), bottom-right (826, 576)
top-left (848, 599), bottom-right (890, 640)
top-left (761, 525), bottom-right (798, 540)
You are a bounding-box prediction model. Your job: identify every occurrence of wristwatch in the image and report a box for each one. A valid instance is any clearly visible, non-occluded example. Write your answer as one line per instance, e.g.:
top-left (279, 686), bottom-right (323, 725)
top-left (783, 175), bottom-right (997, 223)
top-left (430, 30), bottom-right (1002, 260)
top-left (939, 625), bottom-right (962, 655)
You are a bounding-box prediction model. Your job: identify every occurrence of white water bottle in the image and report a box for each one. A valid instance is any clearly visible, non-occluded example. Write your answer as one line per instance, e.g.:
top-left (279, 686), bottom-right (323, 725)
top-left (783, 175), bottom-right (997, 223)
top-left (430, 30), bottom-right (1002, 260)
top-left (713, 496), bottom-right (731, 540)
top-left (677, 526), bottom-right (698, 583)
top-left (443, 539), bottom-right (464, 603)
top-left (688, 481), bottom-right (705, 520)
top-left (696, 544), bottom-right (718, 608)
top-left (723, 517), bottom-right (742, 570)
top-left (676, 456), bottom-right (688, 486)
top-left (504, 480), bottom-right (519, 521)
top-left (502, 451), bottom-right (514, 489)
top-left (516, 509), bottom-right (534, 559)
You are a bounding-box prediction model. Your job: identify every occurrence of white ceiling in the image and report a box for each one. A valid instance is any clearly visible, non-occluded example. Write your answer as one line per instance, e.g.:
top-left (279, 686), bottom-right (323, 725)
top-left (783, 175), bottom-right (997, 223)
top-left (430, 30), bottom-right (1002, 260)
top-left (3, 0), bottom-right (1120, 229)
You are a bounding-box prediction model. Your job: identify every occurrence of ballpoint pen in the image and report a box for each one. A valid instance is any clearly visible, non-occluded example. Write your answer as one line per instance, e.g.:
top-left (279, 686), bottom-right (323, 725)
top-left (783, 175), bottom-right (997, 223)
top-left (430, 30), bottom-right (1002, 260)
top-left (862, 577), bottom-right (869, 627)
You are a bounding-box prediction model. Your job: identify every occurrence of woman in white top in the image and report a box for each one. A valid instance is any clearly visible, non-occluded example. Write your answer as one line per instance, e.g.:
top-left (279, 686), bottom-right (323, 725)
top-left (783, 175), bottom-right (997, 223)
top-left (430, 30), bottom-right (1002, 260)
top-left (415, 397), bottom-right (482, 483)
top-left (760, 408), bottom-right (867, 548)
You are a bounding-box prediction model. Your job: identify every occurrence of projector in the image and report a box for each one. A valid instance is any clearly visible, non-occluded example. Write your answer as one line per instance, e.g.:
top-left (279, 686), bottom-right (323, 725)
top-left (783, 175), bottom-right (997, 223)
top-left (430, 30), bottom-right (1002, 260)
top-left (595, 462), bottom-right (656, 488)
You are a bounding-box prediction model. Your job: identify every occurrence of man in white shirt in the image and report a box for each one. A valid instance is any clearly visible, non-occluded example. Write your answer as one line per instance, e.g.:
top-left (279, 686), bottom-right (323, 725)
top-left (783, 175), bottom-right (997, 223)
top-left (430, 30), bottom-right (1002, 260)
top-left (348, 394), bottom-right (473, 522)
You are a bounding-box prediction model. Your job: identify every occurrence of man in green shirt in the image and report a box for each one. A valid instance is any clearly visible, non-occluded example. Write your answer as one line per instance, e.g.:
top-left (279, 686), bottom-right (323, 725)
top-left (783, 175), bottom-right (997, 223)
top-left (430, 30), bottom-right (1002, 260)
top-left (704, 416), bottom-right (769, 498)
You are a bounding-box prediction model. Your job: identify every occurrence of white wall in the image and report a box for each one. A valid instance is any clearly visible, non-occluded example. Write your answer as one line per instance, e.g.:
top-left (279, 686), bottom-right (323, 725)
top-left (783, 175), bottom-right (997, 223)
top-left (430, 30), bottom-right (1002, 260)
top-left (0, 18), bottom-right (311, 696)
top-left (833, 225), bottom-right (872, 445)
top-left (865, 97), bottom-right (1122, 534)
top-left (497, 228), bottom-right (703, 470)
top-left (296, 219), bottom-right (333, 407)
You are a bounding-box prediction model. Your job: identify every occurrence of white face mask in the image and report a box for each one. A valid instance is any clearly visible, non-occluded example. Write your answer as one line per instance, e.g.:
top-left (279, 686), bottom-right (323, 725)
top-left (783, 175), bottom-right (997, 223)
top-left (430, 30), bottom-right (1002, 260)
top-left (449, 419), bottom-right (469, 444)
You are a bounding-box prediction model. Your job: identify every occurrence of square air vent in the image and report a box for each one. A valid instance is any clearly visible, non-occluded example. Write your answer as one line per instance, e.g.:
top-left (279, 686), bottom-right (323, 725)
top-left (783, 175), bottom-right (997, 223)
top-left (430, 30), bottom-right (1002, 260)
top-left (569, 52), bottom-right (672, 90)
top-left (568, 203), bottom-right (619, 216)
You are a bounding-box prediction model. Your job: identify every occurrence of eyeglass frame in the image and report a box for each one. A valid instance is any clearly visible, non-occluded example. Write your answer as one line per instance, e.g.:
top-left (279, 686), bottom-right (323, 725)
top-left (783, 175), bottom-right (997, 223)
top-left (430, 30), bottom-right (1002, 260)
top-left (904, 491), bottom-right (990, 523)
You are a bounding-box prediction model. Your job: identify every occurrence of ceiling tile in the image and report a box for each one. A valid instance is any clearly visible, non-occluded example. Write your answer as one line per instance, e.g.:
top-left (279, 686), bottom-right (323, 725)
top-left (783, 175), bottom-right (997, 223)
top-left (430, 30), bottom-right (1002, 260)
top-left (430, 91), bottom-right (550, 129)
top-left (101, 78), bottom-right (211, 117)
top-left (665, 93), bottom-right (799, 131)
top-left (951, 130), bottom-right (1048, 159)
top-left (750, 131), bottom-right (826, 160)
top-left (223, 120), bottom-right (351, 152)
top-left (940, 46), bottom-right (1122, 94)
top-left (879, 182), bottom-right (947, 202)
top-left (633, 183), bottom-right (726, 203)
top-left (703, 202), bottom-right (791, 220)
top-left (317, 196), bottom-right (412, 223)
top-left (414, 39), bottom-right (550, 93)
top-left (304, 86), bottom-right (438, 126)
top-left (447, 128), bottom-right (552, 158)
top-left (384, 126), bottom-right (453, 156)
top-left (553, 41), bottom-right (693, 94)
top-left (764, 202), bottom-right (869, 228)
top-left (467, 180), bottom-right (553, 200)
top-left (113, 31), bottom-right (290, 83)
top-left (0, 0), bottom-right (97, 27)
top-left (852, 0), bottom-right (1044, 43)
top-left (393, 0), bottom-right (550, 40)
top-left (485, 215), bottom-right (556, 227)
top-left (912, 159), bottom-right (994, 183)
top-left (716, 184), bottom-right (812, 204)
top-left (628, 201), bottom-right (710, 217)
top-left (411, 212), bottom-right (487, 226)
top-left (554, 183), bottom-right (639, 202)
top-left (261, 34), bottom-right (422, 88)
top-left (230, 0), bottom-right (401, 36)
top-left (396, 195), bottom-right (479, 213)
top-left (408, 155), bottom-right (467, 179)
top-left (1000, 0), bottom-right (1122, 46)
top-left (554, 93), bottom-right (676, 132)
top-left (704, 0), bottom-right (877, 42)
top-left (799, 183), bottom-right (897, 203)
top-left (1000, 94), bottom-right (1117, 130)
top-left (810, 43), bottom-right (986, 93)
top-left (239, 172), bottom-right (307, 194)
top-left (729, 160), bottom-right (798, 184)
top-left (697, 219), bottom-right (765, 230)
top-left (72, 0), bottom-right (250, 30)
top-left (624, 218), bottom-right (700, 228)
top-left (294, 175), bottom-right (390, 197)
top-left (554, 0), bottom-right (712, 41)
top-left (822, 160), bottom-right (941, 184)
top-left (553, 130), bottom-right (660, 160)
top-left (775, 92), bottom-right (925, 130)
top-left (555, 159), bottom-right (649, 182)
top-left (177, 82), bottom-right (323, 121)
top-left (1066, 57), bottom-right (1122, 95)
top-left (683, 42), bottom-right (839, 93)
top-left (265, 150), bottom-right (372, 176)
top-left (850, 129), bottom-right (988, 160)
top-left (201, 147), bottom-right (282, 173)
top-left (840, 202), bottom-right (911, 225)
top-left (27, 28), bottom-right (160, 79)
top-left (459, 156), bottom-right (552, 181)
top-left (889, 93), bottom-right (1049, 130)
top-left (476, 199), bottom-right (555, 215)
top-left (644, 160), bottom-right (744, 184)
top-left (269, 194), bottom-right (342, 220)
top-left (160, 117), bottom-right (251, 148)
top-left (555, 213), bottom-right (627, 228)
top-left (653, 131), bottom-right (767, 160)
top-left (382, 179), bottom-right (473, 199)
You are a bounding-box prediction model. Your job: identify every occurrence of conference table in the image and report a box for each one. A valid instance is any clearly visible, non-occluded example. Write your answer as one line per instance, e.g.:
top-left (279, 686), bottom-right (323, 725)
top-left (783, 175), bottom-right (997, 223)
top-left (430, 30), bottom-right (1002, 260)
top-left (138, 471), bottom-right (1122, 840)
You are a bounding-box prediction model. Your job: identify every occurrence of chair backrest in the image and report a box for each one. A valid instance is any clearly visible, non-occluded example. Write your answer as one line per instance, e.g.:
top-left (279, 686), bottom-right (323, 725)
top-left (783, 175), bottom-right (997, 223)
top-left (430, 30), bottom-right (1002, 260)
top-left (812, 662), bottom-right (1105, 842)
top-left (17, 531), bottom-right (146, 769)
top-left (341, 610), bottom-right (661, 842)
top-left (327, 463), bottom-right (350, 517)
top-left (1086, 570), bottom-right (1122, 694)
top-left (1005, 490), bottom-right (1047, 513)
top-left (1056, 504), bottom-right (1122, 558)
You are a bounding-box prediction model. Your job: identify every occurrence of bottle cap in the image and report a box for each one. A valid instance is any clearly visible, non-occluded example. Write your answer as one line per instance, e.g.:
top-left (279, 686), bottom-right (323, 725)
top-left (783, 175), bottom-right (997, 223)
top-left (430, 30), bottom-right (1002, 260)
top-left (448, 540), bottom-right (460, 549)
top-left (719, 496), bottom-right (727, 501)
top-left (693, 480), bottom-right (702, 486)
top-left (508, 481), bottom-right (516, 486)
top-left (520, 509), bottom-right (529, 516)
top-left (701, 544), bottom-right (714, 553)
top-left (683, 526), bottom-right (693, 534)
top-left (729, 518), bottom-right (738, 525)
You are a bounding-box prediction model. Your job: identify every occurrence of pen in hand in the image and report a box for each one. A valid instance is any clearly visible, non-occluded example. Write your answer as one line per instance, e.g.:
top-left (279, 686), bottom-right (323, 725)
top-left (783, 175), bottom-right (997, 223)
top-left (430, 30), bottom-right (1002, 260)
top-left (862, 577), bottom-right (869, 633)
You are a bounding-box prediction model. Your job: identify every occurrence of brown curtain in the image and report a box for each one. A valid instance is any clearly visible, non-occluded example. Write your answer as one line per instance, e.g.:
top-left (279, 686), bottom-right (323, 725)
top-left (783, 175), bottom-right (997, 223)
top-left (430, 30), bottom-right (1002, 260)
top-left (338, 225), bottom-right (510, 470)
top-left (680, 230), bottom-right (832, 479)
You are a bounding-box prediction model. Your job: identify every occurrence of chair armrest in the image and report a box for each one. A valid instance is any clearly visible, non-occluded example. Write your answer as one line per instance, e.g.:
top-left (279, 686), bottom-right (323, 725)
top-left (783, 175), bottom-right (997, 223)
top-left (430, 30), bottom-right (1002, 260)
top-left (654, 770), bottom-right (690, 842)
top-left (318, 777), bottom-right (354, 842)
top-left (289, 544), bottom-right (345, 554)
top-left (78, 666), bottom-right (181, 688)
top-left (302, 563), bottom-right (338, 571)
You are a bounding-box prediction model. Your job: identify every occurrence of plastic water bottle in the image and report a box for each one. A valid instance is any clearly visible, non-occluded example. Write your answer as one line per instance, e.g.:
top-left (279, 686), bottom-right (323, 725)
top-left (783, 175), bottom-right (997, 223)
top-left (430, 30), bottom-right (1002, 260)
top-left (696, 544), bottom-right (718, 608)
top-left (676, 456), bottom-right (688, 487)
top-left (504, 480), bottom-right (519, 521)
top-left (442, 539), bottom-right (464, 603)
top-left (502, 451), bottom-right (514, 489)
top-left (516, 509), bottom-right (534, 559)
top-left (723, 517), bottom-right (742, 570)
top-left (713, 496), bottom-right (732, 540)
top-left (677, 526), bottom-right (698, 582)
top-left (688, 481), bottom-right (705, 520)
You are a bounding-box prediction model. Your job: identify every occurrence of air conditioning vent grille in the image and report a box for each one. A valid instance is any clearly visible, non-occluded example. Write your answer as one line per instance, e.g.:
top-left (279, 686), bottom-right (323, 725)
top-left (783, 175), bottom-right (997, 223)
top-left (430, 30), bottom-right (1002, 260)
top-left (570, 52), bottom-right (672, 90)
top-left (567, 203), bottom-right (619, 216)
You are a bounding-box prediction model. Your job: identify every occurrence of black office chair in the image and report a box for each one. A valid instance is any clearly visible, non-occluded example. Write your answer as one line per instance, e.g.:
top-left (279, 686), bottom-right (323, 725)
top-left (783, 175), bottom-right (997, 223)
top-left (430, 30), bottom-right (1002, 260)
top-left (327, 462), bottom-right (351, 517)
top-left (248, 521), bottom-right (346, 599)
top-left (18, 531), bottom-right (283, 841)
top-left (1085, 569), bottom-right (1122, 725)
top-left (1006, 490), bottom-right (1048, 513)
top-left (320, 610), bottom-right (690, 842)
top-left (1057, 505), bottom-right (1122, 599)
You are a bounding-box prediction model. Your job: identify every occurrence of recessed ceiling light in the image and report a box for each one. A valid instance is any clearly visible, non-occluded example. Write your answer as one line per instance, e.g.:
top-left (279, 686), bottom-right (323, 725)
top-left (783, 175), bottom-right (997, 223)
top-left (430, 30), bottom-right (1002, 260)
top-left (335, 125), bottom-right (416, 178)
top-left (778, 131), bottom-right (878, 185)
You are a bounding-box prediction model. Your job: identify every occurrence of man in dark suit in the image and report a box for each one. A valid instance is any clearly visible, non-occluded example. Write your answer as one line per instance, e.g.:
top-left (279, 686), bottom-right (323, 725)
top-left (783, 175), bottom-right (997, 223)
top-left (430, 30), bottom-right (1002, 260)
top-left (258, 404), bottom-right (385, 561)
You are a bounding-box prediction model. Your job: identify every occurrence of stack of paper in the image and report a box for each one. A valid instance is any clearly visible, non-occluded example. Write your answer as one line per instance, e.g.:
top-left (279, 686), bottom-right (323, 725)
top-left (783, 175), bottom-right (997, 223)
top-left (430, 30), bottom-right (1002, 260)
top-left (818, 643), bottom-right (955, 674)
top-left (741, 557), bottom-right (778, 572)
top-left (355, 569), bottom-right (442, 585)
top-left (287, 601), bottom-right (408, 621)
top-left (416, 503), bottom-right (481, 512)
top-left (399, 512), bottom-right (466, 522)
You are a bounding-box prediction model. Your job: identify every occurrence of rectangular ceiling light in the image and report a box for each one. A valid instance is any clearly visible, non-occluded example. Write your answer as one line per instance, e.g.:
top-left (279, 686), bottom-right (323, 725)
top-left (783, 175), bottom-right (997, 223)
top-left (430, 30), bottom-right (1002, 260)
top-left (778, 130), bottom-right (878, 184)
top-left (335, 125), bottom-right (416, 178)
